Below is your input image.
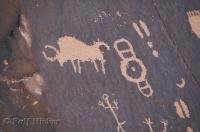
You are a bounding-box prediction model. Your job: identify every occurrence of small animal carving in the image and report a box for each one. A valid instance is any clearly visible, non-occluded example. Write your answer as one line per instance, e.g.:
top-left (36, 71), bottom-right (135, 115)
top-left (42, 36), bottom-right (110, 74)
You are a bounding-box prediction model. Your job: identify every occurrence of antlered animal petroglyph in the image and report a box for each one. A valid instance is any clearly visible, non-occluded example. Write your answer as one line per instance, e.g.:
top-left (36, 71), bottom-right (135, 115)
top-left (43, 36), bottom-right (110, 74)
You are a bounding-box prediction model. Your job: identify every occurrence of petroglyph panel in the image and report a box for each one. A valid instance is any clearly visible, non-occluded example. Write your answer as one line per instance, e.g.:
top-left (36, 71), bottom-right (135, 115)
top-left (187, 10), bottom-right (200, 39)
top-left (113, 38), bottom-right (153, 97)
top-left (43, 36), bottom-right (110, 74)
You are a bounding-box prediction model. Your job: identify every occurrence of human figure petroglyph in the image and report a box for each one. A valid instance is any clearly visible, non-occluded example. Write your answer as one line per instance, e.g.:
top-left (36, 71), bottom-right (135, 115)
top-left (113, 38), bottom-right (153, 97)
top-left (43, 36), bottom-right (110, 74)
top-left (132, 20), bottom-right (159, 58)
top-left (143, 118), bottom-right (168, 132)
top-left (187, 10), bottom-right (200, 39)
top-left (98, 94), bottom-right (126, 132)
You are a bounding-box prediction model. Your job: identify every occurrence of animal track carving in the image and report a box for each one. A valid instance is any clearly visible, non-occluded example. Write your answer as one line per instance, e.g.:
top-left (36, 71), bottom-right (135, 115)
top-left (98, 94), bottom-right (126, 132)
top-left (113, 38), bottom-right (153, 97)
top-left (43, 36), bottom-right (110, 74)
top-left (143, 118), bottom-right (168, 132)
top-left (187, 10), bottom-right (200, 39)
top-left (132, 20), bottom-right (159, 58)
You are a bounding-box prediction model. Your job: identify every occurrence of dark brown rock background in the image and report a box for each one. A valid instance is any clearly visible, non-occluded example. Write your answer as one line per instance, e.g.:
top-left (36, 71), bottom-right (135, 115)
top-left (0, 0), bottom-right (200, 132)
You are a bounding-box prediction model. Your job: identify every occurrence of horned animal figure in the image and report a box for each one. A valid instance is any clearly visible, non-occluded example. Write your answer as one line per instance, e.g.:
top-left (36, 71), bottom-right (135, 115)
top-left (42, 36), bottom-right (110, 74)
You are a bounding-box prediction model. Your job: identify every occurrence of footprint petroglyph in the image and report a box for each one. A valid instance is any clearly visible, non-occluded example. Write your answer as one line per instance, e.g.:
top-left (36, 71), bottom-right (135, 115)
top-left (187, 10), bottom-right (200, 39)
top-left (143, 118), bottom-right (168, 132)
top-left (113, 38), bottom-right (153, 97)
top-left (174, 99), bottom-right (190, 119)
top-left (176, 78), bottom-right (186, 88)
top-left (132, 20), bottom-right (159, 58)
top-left (43, 36), bottom-right (110, 74)
top-left (98, 94), bottom-right (126, 132)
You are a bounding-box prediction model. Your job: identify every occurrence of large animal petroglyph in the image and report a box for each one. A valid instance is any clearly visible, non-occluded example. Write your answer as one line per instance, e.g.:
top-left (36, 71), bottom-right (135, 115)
top-left (98, 94), bottom-right (126, 132)
top-left (113, 38), bottom-right (153, 97)
top-left (187, 10), bottom-right (200, 39)
top-left (43, 36), bottom-right (110, 74)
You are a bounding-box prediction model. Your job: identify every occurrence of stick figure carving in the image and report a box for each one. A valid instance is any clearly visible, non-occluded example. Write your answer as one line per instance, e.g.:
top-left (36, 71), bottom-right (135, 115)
top-left (113, 38), bottom-right (153, 97)
top-left (98, 94), bottom-right (126, 132)
top-left (42, 36), bottom-right (110, 74)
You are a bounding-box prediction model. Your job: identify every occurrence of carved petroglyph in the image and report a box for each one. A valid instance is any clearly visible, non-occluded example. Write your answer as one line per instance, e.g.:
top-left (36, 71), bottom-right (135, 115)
top-left (187, 126), bottom-right (194, 132)
top-left (98, 94), bottom-right (126, 132)
top-left (94, 11), bottom-right (111, 23)
top-left (174, 99), bottom-right (190, 119)
top-left (143, 118), bottom-right (168, 132)
top-left (132, 20), bottom-right (159, 58)
top-left (113, 38), bottom-right (153, 97)
top-left (43, 36), bottom-right (110, 74)
top-left (143, 118), bottom-right (154, 132)
top-left (187, 10), bottom-right (200, 39)
top-left (160, 120), bottom-right (168, 132)
top-left (176, 78), bottom-right (186, 88)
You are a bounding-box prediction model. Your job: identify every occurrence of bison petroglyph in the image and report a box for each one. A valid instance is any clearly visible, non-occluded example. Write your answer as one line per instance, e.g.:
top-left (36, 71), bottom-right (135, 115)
top-left (42, 36), bottom-right (110, 74)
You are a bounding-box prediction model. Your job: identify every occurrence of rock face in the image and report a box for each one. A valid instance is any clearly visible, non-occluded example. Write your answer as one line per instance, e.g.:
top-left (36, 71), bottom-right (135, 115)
top-left (0, 0), bottom-right (200, 132)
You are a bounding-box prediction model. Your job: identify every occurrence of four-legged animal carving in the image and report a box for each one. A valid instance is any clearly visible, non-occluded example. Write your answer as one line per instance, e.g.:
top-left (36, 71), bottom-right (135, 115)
top-left (43, 36), bottom-right (110, 74)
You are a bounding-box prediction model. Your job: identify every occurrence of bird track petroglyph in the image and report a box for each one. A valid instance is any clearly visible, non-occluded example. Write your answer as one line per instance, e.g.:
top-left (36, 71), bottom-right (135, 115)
top-left (132, 20), bottom-right (159, 58)
top-left (98, 94), bottom-right (126, 132)
top-left (113, 38), bottom-right (153, 97)
top-left (187, 10), bottom-right (200, 39)
top-left (43, 36), bottom-right (110, 74)
top-left (143, 118), bottom-right (168, 132)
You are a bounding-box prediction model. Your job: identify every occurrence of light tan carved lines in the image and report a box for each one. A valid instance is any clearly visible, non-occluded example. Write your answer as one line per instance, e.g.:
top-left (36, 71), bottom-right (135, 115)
top-left (174, 99), bottom-right (190, 119)
top-left (132, 20), bottom-right (159, 58)
top-left (187, 10), bottom-right (200, 39)
top-left (176, 78), bottom-right (186, 88)
top-left (187, 126), bottom-right (194, 132)
top-left (98, 94), bottom-right (126, 132)
top-left (43, 36), bottom-right (110, 74)
top-left (143, 118), bottom-right (168, 132)
top-left (113, 38), bottom-right (153, 97)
